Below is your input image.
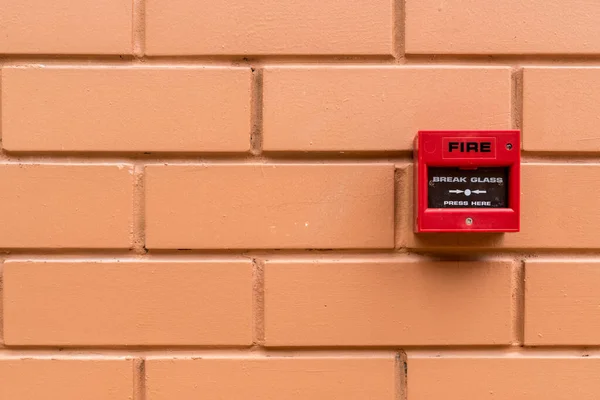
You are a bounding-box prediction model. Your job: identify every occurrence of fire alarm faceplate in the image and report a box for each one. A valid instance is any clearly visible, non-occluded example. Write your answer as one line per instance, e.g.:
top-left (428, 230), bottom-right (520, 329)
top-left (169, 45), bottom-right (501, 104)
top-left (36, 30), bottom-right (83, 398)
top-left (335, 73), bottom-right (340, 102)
top-left (414, 130), bottom-right (520, 233)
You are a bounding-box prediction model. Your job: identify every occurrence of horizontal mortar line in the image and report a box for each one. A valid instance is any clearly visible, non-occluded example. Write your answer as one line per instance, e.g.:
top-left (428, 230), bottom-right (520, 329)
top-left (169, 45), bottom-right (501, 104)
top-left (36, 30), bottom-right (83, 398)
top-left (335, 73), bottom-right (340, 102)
top-left (0, 249), bottom-right (403, 260)
top-left (406, 248), bottom-right (600, 256)
top-left (404, 54), bottom-right (600, 64)
top-left (520, 153), bottom-right (600, 162)
top-left (0, 348), bottom-right (401, 358)
top-left (4, 250), bottom-right (600, 261)
top-left (0, 250), bottom-right (463, 260)
top-left (403, 347), bottom-right (600, 357)
top-left (142, 55), bottom-right (399, 64)
top-left (3, 154), bottom-right (600, 164)
top-left (0, 347), bottom-right (599, 358)
top-left (0, 55), bottom-right (136, 63)
top-left (266, 344), bottom-right (600, 352)
top-left (0, 151), bottom-right (414, 162)
top-left (6, 55), bottom-right (600, 67)
top-left (0, 252), bottom-right (518, 262)
top-left (0, 55), bottom-right (397, 66)
top-left (0, 249), bottom-right (138, 257)
top-left (138, 249), bottom-right (600, 258)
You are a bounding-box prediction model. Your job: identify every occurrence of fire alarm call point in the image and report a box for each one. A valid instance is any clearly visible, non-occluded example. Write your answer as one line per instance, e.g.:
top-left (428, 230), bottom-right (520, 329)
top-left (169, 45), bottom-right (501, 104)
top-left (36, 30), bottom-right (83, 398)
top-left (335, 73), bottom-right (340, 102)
top-left (414, 130), bottom-right (520, 233)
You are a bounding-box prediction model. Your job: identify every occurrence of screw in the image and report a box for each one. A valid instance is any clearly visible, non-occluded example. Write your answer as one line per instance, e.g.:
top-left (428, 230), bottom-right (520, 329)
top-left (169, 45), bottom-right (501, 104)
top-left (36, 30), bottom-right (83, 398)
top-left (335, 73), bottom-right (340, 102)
top-left (506, 143), bottom-right (513, 150)
top-left (465, 217), bottom-right (474, 225)
top-left (429, 180), bottom-right (434, 187)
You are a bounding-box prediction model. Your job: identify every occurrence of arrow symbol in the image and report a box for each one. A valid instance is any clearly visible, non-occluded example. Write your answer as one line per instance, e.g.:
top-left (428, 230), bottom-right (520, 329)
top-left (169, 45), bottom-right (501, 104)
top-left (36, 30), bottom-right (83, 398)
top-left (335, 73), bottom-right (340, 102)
top-left (448, 190), bottom-right (464, 194)
top-left (472, 190), bottom-right (487, 194)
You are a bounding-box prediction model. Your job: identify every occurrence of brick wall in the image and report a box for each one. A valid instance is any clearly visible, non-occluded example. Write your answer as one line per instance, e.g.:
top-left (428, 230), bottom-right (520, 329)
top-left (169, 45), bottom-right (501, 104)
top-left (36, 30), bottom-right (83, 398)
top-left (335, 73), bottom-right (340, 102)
top-left (1, 1), bottom-right (599, 399)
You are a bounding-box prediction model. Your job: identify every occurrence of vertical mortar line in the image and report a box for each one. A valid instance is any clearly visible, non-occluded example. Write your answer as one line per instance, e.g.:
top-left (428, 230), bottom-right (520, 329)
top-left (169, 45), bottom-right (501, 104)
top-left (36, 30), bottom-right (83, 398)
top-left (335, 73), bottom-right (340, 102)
top-left (133, 358), bottom-right (146, 400)
top-left (393, 167), bottom-right (402, 250)
top-left (511, 259), bottom-right (525, 346)
top-left (132, 0), bottom-right (146, 57)
top-left (250, 68), bottom-right (264, 156)
top-left (511, 67), bottom-right (524, 136)
top-left (396, 350), bottom-right (407, 400)
top-left (0, 66), bottom-right (6, 161)
top-left (0, 260), bottom-right (4, 346)
top-left (394, 164), bottom-right (411, 250)
top-left (132, 163), bottom-right (147, 255)
top-left (252, 258), bottom-right (265, 346)
top-left (392, 0), bottom-right (406, 62)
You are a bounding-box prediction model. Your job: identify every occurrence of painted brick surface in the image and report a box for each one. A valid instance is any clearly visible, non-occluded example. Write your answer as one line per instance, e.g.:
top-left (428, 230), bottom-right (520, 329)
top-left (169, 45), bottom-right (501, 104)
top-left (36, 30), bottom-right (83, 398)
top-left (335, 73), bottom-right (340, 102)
top-left (145, 164), bottom-right (395, 249)
top-left (0, 359), bottom-right (133, 399)
top-left (264, 258), bottom-right (514, 346)
top-left (525, 260), bottom-right (600, 345)
top-left (3, 260), bottom-right (252, 346)
top-left (1, 67), bottom-right (252, 152)
top-left (263, 67), bottom-right (511, 152)
top-left (0, 165), bottom-right (132, 248)
top-left (146, 357), bottom-right (396, 399)
top-left (523, 67), bottom-right (600, 152)
top-left (145, 0), bottom-right (392, 55)
top-left (0, 0), bottom-right (132, 54)
top-left (408, 356), bottom-right (600, 400)
top-left (406, 0), bottom-right (600, 54)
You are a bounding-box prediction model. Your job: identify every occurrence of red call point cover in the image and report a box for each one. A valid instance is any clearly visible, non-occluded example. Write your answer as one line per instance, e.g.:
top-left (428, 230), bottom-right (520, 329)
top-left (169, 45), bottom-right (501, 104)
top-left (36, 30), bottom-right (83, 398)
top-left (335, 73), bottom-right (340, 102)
top-left (414, 130), bottom-right (520, 233)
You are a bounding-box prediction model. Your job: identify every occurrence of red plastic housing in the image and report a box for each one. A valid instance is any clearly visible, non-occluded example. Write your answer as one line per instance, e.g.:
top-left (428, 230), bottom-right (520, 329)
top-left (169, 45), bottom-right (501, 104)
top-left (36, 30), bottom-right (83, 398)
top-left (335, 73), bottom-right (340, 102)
top-left (414, 130), bottom-right (520, 233)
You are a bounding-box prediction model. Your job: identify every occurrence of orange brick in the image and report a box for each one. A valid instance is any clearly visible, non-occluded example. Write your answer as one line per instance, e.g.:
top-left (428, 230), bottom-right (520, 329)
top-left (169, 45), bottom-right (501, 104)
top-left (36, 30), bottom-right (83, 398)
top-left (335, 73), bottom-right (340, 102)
top-left (146, 357), bottom-right (396, 399)
top-left (0, 266), bottom-right (3, 345)
top-left (3, 260), bottom-right (252, 346)
top-left (523, 68), bottom-right (600, 152)
top-left (0, 0), bottom-right (131, 54)
top-left (1, 67), bottom-right (251, 153)
top-left (145, 0), bottom-right (392, 55)
top-left (399, 164), bottom-right (600, 250)
top-left (0, 165), bottom-right (132, 249)
top-left (264, 258), bottom-right (513, 346)
top-left (408, 356), bottom-right (600, 400)
top-left (525, 260), bottom-right (600, 345)
top-left (406, 0), bottom-right (600, 54)
top-left (145, 164), bottom-right (394, 249)
top-left (0, 358), bottom-right (132, 399)
top-left (263, 67), bottom-right (511, 151)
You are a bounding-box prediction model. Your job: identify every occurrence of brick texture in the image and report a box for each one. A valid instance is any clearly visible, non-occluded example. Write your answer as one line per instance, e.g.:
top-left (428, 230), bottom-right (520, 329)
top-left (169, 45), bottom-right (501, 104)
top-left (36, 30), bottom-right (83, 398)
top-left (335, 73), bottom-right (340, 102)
top-left (525, 260), bottom-right (600, 345)
top-left (145, 164), bottom-right (395, 249)
top-left (406, 0), bottom-right (600, 54)
top-left (146, 357), bottom-right (396, 399)
top-left (1, 67), bottom-right (252, 152)
top-left (1, 0), bottom-right (599, 397)
top-left (3, 260), bottom-right (252, 346)
top-left (0, 359), bottom-right (133, 399)
top-left (0, 0), bottom-right (132, 54)
top-left (264, 258), bottom-right (514, 346)
top-left (263, 67), bottom-right (511, 152)
top-left (408, 356), bottom-right (600, 400)
top-left (523, 68), bottom-right (600, 152)
top-left (399, 164), bottom-right (600, 250)
top-left (0, 165), bottom-right (132, 248)
top-left (145, 0), bottom-right (392, 55)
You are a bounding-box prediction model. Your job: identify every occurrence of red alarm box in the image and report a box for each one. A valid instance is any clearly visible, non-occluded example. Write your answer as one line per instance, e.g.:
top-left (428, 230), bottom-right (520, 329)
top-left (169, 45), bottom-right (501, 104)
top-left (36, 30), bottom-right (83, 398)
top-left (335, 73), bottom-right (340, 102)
top-left (414, 130), bottom-right (520, 233)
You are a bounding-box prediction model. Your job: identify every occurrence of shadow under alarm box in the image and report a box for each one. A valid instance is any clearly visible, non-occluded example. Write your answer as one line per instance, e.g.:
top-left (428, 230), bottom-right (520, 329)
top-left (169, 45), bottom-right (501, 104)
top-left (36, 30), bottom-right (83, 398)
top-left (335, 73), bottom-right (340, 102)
top-left (414, 130), bottom-right (520, 233)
